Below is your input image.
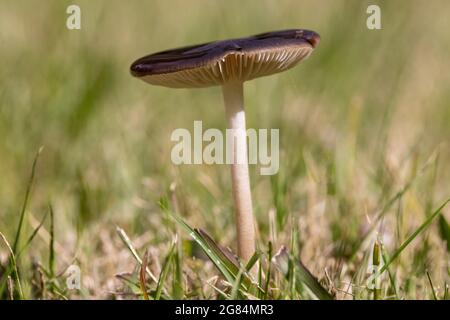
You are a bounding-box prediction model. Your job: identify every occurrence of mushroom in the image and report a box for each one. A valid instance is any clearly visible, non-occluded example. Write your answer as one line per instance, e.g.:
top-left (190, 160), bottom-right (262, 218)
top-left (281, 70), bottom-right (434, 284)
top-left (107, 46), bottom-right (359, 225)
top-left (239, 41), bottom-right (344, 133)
top-left (130, 29), bottom-right (320, 262)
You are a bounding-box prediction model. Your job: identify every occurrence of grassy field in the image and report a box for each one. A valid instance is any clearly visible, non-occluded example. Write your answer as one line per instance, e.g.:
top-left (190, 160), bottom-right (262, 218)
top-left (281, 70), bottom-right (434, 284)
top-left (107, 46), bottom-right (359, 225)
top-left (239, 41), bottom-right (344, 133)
top-left (1, 0), bottom-right (450, 300)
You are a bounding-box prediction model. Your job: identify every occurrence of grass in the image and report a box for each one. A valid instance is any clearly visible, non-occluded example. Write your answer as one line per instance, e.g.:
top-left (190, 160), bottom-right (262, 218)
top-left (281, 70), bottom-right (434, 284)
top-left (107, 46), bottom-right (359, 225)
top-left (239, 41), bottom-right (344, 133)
top-left (1, 0), bottom-right (450, 300)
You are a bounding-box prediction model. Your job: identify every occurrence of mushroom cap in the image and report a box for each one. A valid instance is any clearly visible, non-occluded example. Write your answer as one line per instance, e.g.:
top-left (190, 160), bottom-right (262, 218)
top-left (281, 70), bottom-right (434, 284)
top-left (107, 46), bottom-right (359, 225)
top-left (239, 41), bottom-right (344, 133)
top-left (130, 29), bottom-right (320, 88)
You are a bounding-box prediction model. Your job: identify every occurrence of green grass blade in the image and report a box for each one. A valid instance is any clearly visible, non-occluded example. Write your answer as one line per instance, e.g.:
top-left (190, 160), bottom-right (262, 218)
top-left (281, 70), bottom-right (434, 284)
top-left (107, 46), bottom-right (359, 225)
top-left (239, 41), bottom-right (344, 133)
top-left (196, 228), bottom-right (251, 289)
top-left (444, 283), bottom-right (449, 300)
top-left (354, 154), bottom-right (439, 261)
top-left (230, 268), bottom-right (244, 300)
top-left (0, 202), bottom-right (47, 296)
top-left (12, 147), bottom-right (43, 254)
top-left (166, 207), bottom-right (265, 296)
top-left (17, 211), bottom-right (48, 257)
top-left (155, 239), bottom-right (177, 300)
top-left (379, 198), bottom-right (450, 275)
top-left (245, 251), bottom-right (260, 272)
top-left (160, 198), bottom-right (237, 279)
top-left (196, 228), bottom-right (265, 295)
top-left (272, 246), bottom-right (333, 300)
top-left (49, 204), bottom-right (55, 278)
top-left (263, 242), bottom-right (273, 300)
top-left (0, 232), bottom-right (24, 300)
top-left (116, 226), bottom-right (159, 284)
top-left (270, 173), bottom-right (288, 230)
top-left (438, 214), bottom-right (450, 252)
top-left (116, 225), bottom-right (174, 299)
top-left (295, 260), bottom-right (332, 300)
top-left (426, 271), bottom-right (438, 300)
top-left (380, 244), bottom-right (398, 299)
top-left (167, 210), bottom-right (236, 284)
top-left (172, 245), bottom-right (184, 299)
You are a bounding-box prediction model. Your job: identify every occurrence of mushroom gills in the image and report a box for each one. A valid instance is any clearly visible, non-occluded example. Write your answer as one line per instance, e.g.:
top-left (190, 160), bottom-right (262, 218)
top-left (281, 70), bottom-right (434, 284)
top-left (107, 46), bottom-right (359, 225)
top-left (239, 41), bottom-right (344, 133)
top-left (140, 46), bottom-right (313, 88)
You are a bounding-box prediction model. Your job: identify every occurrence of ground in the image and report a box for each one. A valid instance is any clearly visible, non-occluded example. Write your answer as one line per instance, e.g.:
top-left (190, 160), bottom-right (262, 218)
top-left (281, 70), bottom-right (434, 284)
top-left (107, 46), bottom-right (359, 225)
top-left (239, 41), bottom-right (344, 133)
top-left (0, 0), bottom-right (450, 300)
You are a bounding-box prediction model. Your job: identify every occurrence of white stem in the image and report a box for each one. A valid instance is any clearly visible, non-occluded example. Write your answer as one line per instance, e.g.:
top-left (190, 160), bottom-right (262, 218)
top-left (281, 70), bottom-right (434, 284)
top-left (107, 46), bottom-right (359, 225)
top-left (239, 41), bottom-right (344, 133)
top-left (222, 81), bottom-right (255, 262)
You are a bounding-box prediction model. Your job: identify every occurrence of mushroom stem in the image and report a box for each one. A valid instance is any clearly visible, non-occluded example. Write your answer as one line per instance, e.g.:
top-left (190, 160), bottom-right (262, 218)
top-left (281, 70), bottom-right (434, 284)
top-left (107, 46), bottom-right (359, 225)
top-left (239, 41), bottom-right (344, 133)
top-left (222, 81), bottom-right (255, 262)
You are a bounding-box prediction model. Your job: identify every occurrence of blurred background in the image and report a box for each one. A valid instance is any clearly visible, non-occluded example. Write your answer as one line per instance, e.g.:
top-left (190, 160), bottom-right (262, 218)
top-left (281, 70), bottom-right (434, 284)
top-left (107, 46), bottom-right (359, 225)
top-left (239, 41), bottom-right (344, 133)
top-left (1, 0), bottom-right (450, 299)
